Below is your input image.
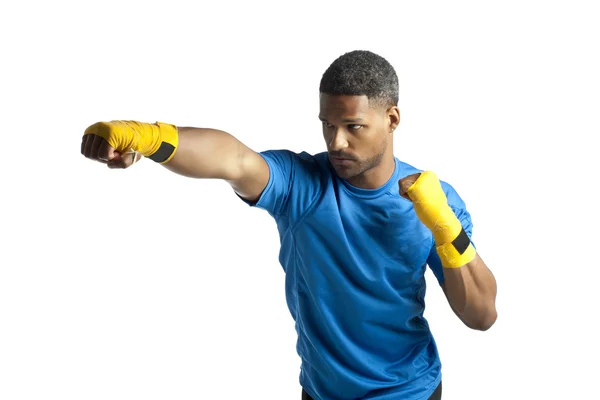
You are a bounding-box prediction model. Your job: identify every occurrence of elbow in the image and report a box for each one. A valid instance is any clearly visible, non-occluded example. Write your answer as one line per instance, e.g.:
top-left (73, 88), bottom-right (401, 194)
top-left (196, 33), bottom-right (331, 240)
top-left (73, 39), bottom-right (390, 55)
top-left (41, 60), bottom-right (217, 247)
top-left (468, 308), bottom-right (498, 331)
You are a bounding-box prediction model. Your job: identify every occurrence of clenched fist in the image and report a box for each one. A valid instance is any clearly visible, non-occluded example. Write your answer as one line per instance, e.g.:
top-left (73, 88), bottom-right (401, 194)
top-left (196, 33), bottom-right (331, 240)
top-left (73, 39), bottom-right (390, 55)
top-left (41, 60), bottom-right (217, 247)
top-left (80, 126), bottom-right (142, 169)
top-left (398, 173), bottom-right (422, 201)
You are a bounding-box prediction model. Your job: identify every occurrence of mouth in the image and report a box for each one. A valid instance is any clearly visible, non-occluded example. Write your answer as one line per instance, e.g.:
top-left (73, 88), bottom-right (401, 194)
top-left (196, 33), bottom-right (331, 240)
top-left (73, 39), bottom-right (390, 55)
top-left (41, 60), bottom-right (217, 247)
top-left (329, 155), bottom-right (354, 166)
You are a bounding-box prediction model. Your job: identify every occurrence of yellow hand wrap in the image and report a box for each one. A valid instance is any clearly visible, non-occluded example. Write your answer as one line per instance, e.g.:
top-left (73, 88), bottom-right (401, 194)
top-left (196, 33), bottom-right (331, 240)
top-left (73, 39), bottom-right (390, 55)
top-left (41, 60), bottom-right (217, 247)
top-left (407, 171), bottom-right (476, 268)
top-left (84, 120), bottom-right (179, 164)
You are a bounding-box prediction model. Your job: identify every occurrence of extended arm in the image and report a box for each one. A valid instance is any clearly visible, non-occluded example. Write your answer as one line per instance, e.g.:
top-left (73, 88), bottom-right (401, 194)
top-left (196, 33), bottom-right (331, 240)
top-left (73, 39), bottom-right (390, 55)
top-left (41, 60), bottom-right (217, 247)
top-left (81, 121), bottom-right (269, 203)
top-left (162, 127), bottom-right (269, 202)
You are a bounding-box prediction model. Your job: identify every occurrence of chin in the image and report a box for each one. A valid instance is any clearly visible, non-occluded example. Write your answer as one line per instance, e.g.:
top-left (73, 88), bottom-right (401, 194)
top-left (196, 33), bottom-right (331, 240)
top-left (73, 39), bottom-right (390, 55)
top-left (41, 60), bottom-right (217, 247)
top-left (332, 165), bottom-right (357, 180)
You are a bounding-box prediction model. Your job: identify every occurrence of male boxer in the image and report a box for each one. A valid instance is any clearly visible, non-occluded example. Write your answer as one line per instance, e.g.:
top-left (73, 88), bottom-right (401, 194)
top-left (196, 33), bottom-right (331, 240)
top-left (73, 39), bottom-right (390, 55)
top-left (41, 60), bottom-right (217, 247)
top-left (81, 50), bottom-right (497, 400)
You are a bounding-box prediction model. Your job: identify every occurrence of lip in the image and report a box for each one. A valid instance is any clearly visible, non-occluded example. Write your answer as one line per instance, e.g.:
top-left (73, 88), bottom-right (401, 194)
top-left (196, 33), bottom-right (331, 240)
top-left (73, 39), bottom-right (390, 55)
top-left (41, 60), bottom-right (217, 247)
top-left (330, 156), bottom-right (354, 165)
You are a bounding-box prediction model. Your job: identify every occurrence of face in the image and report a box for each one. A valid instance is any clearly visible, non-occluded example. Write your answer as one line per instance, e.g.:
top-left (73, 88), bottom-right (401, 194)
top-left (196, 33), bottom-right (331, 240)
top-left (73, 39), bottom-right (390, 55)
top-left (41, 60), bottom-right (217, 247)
top-left (319, 94), bottom-right (399, 182)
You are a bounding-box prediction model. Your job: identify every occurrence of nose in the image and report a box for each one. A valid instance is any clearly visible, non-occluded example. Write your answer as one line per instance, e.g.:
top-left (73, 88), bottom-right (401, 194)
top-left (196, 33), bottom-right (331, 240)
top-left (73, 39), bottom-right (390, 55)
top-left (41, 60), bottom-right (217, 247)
top-left (328, 129), bottom-right (349, 151)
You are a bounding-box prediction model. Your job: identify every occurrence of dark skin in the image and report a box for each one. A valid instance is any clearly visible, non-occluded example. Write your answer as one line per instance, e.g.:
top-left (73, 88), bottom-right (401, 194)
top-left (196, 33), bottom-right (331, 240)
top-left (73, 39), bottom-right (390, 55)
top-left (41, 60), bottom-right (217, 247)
top-left (319, 94), bottom-right (399, 189)
top-left (320, 94), bottom-right (497, 331)
top-left (81, 94), bottom-right (497, 330)
top-left (400, 174), bottom-right (497, 330)
top-left (81, 134), bottom-right (141, 168)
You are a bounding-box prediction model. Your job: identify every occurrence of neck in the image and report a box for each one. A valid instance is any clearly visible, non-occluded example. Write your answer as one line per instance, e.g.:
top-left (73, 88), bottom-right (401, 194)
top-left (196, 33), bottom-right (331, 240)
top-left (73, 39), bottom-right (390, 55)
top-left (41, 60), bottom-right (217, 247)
top-left (346, 153), bottom-right (396, 189)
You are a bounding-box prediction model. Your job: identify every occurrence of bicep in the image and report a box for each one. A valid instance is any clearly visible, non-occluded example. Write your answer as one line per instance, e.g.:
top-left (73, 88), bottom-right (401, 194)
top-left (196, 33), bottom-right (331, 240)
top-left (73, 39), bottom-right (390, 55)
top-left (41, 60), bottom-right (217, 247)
top-left (226, 145), bottom-right (270, 203)
top-left (233, 149), bottom-right (318, 217)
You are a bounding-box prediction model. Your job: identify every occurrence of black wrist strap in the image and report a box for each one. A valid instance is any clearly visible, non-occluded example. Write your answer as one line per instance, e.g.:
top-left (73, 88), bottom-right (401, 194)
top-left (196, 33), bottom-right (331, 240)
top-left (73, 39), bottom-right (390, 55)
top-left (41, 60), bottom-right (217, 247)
top-left (452, 228), bottom-right (471, 255)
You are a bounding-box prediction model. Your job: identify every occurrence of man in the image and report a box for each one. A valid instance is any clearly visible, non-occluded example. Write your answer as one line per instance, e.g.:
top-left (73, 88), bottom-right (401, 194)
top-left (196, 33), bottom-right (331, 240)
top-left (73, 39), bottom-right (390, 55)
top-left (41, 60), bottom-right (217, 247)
top-left (81, 50), bottom-right (497, 400)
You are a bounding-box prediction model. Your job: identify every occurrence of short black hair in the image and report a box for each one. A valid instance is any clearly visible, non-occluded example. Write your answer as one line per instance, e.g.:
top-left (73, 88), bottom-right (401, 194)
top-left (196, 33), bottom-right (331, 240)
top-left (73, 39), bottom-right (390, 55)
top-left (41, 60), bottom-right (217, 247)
top-left (319, 50), bottom-right (399, 108)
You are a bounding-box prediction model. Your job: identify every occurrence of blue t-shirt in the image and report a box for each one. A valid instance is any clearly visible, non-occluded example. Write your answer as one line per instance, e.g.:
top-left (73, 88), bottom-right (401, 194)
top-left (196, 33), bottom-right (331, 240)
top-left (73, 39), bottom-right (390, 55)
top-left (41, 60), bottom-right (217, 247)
top-left (240, 150), bottom-right (474, 400)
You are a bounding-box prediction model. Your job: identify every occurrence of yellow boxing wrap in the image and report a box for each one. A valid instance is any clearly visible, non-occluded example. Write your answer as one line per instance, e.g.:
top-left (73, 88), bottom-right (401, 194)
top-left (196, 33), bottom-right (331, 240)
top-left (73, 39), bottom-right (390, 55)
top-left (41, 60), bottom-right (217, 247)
top-left (406, 171), bottom-right (476, 268)
top-left (84, 120), bottom-right (179, 164)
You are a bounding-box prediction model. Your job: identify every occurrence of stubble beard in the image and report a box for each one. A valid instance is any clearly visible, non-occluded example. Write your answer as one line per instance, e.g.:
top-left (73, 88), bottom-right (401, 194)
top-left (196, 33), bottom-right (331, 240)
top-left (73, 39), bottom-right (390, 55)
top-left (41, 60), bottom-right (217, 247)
top-left (333, 142), bottom-right (387, 181)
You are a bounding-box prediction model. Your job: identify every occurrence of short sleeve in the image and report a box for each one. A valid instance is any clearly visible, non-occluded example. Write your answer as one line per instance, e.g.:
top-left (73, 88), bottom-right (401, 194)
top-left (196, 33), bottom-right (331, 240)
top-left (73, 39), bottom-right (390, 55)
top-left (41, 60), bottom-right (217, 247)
top-left (238, 149), bottom-right (322, 221)
top-left (427, 181), bottom-right (477, 286)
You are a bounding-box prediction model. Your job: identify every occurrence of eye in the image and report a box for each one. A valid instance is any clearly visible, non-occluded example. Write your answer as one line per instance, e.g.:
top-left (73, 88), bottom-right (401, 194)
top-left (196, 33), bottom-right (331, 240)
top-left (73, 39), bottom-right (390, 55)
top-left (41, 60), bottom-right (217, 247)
top-left (322, 121), bottom-right (334, 129)
top-left (348, 124), bottom-right (363, 130)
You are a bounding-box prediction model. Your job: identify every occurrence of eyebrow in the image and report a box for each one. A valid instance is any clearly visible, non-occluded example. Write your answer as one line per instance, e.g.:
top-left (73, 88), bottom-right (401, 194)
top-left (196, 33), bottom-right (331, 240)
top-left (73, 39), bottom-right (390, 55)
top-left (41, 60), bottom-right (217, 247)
top-left (318, 117), bottom-right (365, 123)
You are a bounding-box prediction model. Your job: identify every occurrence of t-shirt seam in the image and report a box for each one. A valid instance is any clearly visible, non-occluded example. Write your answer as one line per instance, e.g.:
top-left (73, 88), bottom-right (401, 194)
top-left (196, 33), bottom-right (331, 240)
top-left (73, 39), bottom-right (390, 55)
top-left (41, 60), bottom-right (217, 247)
top-left (287, 165), bottom-right (328, 235)
top-left (263, 153), bottom-right (450, 399)
top-left (414, 372), bottom-right (442, 400)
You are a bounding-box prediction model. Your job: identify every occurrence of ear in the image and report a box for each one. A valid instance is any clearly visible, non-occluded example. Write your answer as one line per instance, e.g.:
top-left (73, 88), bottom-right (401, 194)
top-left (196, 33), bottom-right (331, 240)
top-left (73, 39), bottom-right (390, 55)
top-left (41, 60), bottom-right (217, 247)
top-left (387, 106), bottom-right (400, 133)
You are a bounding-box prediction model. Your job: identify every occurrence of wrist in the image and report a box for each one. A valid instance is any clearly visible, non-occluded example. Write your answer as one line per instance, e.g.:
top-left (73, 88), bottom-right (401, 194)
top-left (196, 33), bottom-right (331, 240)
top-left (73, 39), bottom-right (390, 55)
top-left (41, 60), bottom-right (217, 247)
top-left (436, 228), bottom-right (476, 268)
top-left (429, 204), bottom-right (476, 268)
top-left (407, 170), bottom-right (476, 268)
top-left (84, 120), bottom-right (179, 164)
top-left (132, 121), bottom-right (179, 163)
top-left (408, 171), bottom-right (460, 242)
top-left (429, 203), bottom-right (462, 244)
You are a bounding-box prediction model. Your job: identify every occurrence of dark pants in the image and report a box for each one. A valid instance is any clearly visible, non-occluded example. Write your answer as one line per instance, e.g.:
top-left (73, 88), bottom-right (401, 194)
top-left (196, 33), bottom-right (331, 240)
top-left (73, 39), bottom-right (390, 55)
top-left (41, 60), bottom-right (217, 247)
top-left (302, 380), bottom-right (442, 400)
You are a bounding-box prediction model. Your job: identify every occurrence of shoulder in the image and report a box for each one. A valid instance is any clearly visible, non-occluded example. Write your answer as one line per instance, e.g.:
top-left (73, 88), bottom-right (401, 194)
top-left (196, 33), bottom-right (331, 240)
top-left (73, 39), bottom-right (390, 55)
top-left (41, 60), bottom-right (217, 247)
top-left (438, 179), bottom-right (467, 209)
top-left (258, 149), bottom-right (328, 186)
top-left (395, 158), bottom-right (424, 179)
top-left (260, 149), bottom-right (320, 166)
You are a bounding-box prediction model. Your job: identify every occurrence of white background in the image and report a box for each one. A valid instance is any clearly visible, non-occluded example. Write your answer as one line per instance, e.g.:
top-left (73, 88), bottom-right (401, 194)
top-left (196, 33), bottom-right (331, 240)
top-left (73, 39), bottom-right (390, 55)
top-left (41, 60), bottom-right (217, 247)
top-left (1, 1), bottom-right (599, 399)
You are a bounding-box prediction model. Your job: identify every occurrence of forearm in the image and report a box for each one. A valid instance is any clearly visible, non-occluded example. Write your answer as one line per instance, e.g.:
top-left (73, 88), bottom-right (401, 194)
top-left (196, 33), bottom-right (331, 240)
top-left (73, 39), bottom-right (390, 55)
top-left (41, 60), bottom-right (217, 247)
top-left (399, 171), bottom-right (498, 331)
top-left (162, 127), bottom-right (248, 180)
top-left (82, 121), bottom-right (269, 200)
top-left (442, 253), bottom-right (497, 331)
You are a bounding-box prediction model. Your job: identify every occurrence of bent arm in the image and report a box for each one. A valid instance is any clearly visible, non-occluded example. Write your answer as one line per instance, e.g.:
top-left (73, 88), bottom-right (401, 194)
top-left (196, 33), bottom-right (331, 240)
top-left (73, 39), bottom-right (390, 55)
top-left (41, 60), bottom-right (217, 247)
top-left (442, 253), bottom-right (497, 331)
top-left (163, 127), bottom-right (269, 202)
